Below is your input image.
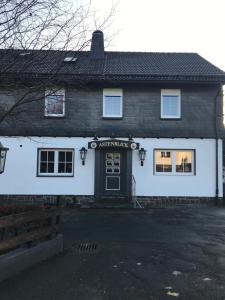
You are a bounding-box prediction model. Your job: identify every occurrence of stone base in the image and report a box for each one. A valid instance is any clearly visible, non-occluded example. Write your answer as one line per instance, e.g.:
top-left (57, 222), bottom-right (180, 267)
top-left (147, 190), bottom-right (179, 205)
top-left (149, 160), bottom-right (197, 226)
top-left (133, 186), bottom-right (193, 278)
top-left (0, 194), bottom-right (222, 208)
top-left (0, 195), bottom-right (94, 206)
top-left (137, 196), bottom-right (221, 208)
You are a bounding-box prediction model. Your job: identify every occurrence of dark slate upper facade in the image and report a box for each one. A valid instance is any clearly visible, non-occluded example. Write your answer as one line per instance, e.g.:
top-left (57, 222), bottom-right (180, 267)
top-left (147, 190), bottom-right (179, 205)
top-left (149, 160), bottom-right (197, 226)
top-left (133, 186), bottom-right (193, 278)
top-left (0, 30), bottom-right (224, 138)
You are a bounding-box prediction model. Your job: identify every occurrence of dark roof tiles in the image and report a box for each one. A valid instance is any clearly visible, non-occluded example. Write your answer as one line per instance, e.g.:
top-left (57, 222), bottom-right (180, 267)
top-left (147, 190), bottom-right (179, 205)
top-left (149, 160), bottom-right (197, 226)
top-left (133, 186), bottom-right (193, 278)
top-left (0, 49), bottom-right (224, 83)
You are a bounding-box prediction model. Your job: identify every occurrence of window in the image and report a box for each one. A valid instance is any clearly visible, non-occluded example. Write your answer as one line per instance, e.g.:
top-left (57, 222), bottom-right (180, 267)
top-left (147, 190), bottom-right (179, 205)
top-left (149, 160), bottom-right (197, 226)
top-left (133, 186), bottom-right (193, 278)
top-left (161, 89), bottom-right (181, 119)
top-left (155, 151), bottom-right (172, 173)
top-left (38, 149), bottom-right (74, 176)
top-left (175, 151), bottom-right (193, 173)
top-left (103, 88), bottom-right (123, 118)
top-left (154, 150), bottom-right (194, 175)
top-left (45, 88), bottom-right (65, 117)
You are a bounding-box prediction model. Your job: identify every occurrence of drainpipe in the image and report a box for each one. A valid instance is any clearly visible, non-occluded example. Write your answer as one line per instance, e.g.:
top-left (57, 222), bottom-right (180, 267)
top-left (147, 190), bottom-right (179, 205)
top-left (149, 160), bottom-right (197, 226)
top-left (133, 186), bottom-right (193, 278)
top-left (214, 85), bottom-right (223, 205)
top-left (215, 138), bottom-right (219, 205)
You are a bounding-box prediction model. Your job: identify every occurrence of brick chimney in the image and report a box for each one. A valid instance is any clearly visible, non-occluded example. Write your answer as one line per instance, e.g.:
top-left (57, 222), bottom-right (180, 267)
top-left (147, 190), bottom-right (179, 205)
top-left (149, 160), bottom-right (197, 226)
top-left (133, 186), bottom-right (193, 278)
top-left (90, 30), bottom-right (104, 59)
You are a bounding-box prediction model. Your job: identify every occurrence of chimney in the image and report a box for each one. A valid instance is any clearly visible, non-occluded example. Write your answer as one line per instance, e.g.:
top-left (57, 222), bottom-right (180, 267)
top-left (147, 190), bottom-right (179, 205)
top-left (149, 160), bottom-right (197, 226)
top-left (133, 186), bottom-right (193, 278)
top-left (90, 30), bottom-right (104, 59)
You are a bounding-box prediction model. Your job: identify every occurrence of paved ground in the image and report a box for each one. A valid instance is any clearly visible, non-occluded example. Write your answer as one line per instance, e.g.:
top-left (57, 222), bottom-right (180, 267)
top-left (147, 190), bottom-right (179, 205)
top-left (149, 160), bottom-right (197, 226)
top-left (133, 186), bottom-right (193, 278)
top-left (1, 207), bottom-right (225, 299)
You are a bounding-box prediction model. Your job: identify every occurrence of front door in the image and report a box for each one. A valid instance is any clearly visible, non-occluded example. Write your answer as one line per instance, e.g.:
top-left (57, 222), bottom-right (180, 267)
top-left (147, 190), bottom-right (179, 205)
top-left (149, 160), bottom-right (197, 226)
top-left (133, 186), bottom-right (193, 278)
top-left (92, 139), bottom-right (138, 201)
top-left (94, 148), bottom-right (132, 200)
top-left (104, 151), bottom-right (124, 196)
top-left (97, 149), bottom-right (127, 198)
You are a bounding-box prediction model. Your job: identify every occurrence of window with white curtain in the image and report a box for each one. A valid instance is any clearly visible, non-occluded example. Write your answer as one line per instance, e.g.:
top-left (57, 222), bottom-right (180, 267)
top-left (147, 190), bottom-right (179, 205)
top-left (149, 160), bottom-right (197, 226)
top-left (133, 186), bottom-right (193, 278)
top-left (161, 89), bottom-right (181, 119)
top-left (154, 149), bottom-right (194, 175)
top-left (103, 88), bottom-right (123, 118)
top-left (45, 88), bottom-right (65, 117)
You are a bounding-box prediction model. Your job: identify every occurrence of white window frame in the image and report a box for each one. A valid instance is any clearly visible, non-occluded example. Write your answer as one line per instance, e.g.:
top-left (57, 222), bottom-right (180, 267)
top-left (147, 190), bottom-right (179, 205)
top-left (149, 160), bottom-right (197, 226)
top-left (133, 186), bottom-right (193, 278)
top-left (37, 148), bottom-right (74, 177)
top-left (154, 149), bottom-right (195, 176)
top-left (103, 88), bottom-right (123, 118)
top-left (45, 88), bottom-right (65, 117)
top-left (161, 89), bottom-right (181, 119)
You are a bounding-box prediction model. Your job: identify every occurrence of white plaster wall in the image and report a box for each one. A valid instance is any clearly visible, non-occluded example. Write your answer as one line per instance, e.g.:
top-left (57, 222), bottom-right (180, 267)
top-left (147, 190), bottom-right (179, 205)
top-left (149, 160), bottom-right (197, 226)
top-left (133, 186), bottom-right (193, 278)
top-left (0, 137), bottom-right (95, 195)
top-left (133, 138), bottom-right (222, 197)
top-left (0, 137), bottom-right (222, 197)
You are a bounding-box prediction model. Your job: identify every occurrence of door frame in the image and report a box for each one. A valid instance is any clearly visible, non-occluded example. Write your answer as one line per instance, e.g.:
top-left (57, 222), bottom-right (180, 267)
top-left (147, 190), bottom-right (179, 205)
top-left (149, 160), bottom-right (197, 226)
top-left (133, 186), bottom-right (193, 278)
top-left (94, 148), bottom-right (132, 200)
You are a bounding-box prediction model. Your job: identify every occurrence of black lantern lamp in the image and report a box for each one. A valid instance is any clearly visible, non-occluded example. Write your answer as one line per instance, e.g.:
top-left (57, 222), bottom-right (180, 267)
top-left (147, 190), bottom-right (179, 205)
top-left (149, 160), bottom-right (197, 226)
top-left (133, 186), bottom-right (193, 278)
top-left (0, 142), bottom-right (9, 174)
top-left (79, 147), bottom-right (87, 165)
top-left (139, 148), bottom-right (146, 166)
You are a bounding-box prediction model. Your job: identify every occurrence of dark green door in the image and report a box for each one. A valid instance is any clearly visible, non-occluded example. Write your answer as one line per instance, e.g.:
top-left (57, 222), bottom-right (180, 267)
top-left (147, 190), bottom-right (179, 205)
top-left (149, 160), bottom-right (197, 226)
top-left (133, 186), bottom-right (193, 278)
top-left (101, 150), bottom-right (126, 197)
top-left (94, 148), bottom-right (132, 200)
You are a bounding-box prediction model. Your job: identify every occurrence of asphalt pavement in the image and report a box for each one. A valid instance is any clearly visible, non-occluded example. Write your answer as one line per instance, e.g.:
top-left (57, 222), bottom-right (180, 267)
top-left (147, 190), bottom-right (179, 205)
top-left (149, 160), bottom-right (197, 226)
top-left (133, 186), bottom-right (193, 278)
top-left (1, 207), bottom-right (225, 299)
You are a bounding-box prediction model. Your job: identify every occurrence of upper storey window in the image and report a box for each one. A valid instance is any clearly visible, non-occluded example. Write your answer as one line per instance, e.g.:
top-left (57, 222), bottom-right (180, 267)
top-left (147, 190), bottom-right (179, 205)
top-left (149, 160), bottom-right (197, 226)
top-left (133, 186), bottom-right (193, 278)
top-left (103, 88), bottom-right (123, 118)
top-left (161, 89), bottom-right (181, 119)
top-left (45, 88), bottom-right (65, 117)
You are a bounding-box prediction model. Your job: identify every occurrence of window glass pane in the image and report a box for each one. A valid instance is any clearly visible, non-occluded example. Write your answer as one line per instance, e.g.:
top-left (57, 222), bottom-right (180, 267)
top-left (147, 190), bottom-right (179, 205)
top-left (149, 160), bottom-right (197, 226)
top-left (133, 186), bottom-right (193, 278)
top-left (40, 162), bottom-right (47, 173)
top-left (47, 162), bottom-right (54, 173)
top-left (59, 151), bottom-right (65, 162)
top-left (58, 162), bottom-right (65, 173)
top-left (104, 96), bottom-right (121, 116)
top-left (66, 163), bottom-right (72, 173)
top-left (40, 151), bottom-right (47, 162)
top-left (66, 152), bottom-right (72, 162)
top-left (48, 151), bottom-right (55, 162)
top-left (155, 151), bottom-right (172, 172)
top-left (176, 151), bottom-right (192, 173)
top-left (46, 94), bottom-right (64, 115)
top-left (162, 95), bottom-right (179, 117)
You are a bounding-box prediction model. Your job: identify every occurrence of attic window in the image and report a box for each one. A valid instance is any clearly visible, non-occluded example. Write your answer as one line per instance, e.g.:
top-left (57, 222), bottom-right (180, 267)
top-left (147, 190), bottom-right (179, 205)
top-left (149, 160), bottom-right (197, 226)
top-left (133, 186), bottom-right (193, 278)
top-left (63, 56), bottom-right (77, 63)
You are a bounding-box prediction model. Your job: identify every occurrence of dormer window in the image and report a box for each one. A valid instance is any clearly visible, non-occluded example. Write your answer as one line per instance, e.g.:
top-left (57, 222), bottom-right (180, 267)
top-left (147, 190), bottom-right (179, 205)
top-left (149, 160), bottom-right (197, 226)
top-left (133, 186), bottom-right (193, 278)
top-left (45, 88), bottom-right (65, 117)
top-left (161, 89), bottom-right (181, 119)
top-left (103, 88), bottom-right (123, 118)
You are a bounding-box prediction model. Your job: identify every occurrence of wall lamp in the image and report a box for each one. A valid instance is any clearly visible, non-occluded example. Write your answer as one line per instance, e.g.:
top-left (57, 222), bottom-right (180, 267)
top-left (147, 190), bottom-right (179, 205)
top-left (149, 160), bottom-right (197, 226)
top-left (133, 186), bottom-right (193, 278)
top-left (0, 142), bottom-right (9, 174)
top-left (139, 148), bottom-right (146, 166)
top-left (79, 147), bottom-right (87, 165)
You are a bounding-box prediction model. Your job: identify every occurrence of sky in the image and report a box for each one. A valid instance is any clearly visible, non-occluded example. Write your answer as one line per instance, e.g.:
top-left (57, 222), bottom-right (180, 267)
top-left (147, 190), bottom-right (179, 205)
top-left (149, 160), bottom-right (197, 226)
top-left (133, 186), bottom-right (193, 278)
top-left (90, 0), bottom-right (225, 72)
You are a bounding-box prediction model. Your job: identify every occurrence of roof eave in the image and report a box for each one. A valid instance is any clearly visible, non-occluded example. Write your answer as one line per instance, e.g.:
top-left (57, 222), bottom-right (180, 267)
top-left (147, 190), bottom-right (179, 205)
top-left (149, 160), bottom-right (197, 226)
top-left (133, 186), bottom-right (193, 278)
top-left (0, 72), bottom-right (225, 85)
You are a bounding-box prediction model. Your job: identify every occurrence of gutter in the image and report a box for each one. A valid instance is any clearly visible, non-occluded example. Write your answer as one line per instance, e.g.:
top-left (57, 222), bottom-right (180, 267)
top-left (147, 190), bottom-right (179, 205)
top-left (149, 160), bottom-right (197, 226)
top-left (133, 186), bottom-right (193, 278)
top-left (214, 85), bottom-right (223, 204)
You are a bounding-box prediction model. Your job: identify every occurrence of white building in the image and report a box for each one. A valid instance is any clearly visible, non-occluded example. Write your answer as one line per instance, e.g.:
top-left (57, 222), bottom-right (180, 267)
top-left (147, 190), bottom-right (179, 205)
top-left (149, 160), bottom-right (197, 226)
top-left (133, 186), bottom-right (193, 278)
top-left (0, 31), bottom-right (224, 207)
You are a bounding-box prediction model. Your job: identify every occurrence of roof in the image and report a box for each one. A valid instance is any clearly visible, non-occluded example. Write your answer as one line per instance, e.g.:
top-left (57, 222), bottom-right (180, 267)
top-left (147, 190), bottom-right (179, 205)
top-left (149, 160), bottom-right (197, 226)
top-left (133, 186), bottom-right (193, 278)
top-left (0, 49), bottom-right (225, 84)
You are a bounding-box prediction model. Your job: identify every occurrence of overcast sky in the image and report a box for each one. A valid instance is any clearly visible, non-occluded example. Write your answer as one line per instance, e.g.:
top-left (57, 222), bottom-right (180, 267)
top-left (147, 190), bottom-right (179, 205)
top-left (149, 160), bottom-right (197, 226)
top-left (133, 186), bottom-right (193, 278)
top-left (91, 0), bottom-right (225, 72)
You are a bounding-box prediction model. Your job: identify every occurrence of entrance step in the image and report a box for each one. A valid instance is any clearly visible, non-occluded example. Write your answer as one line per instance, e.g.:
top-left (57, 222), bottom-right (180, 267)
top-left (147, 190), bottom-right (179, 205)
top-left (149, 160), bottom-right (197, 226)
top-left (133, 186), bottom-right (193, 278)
top-left (96, 197), bottom-right (129, 204)
top-left (80, 198), bottom-right (136, 209)
top-left (87, 202), bottom-right (134, 209)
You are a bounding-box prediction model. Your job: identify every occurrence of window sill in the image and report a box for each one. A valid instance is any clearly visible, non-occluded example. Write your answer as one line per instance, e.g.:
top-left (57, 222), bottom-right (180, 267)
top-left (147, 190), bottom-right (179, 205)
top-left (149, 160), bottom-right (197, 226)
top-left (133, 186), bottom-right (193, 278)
top-left (154, 173), bottom-right (194, 176)
top-left (160, 117), bottom-right (182, 121)
top-left (37, 174), bottom-right (74, 177)
top-left (44, 115), bottom-right (66, 119)
top-left (102, 116), bottom-right (123, 120)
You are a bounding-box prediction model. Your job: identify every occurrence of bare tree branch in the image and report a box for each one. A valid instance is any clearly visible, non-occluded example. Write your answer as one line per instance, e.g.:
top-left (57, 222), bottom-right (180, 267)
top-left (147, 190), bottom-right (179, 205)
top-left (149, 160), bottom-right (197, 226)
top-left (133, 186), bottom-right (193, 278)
top-left (0, 0), bottom-right (118, 125)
